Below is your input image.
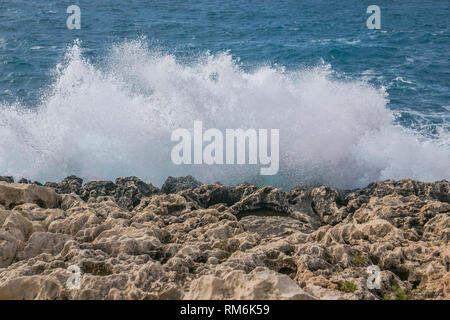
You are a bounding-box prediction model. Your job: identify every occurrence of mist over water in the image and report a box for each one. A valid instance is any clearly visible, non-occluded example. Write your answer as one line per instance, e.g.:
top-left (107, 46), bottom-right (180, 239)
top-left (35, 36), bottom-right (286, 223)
top-left (0, 40), bottom-right (449, 189)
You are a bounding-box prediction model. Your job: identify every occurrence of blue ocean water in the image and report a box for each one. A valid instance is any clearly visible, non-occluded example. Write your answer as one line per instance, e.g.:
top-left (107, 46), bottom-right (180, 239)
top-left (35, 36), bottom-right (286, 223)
top-left (0, 0), bottom-right (449, 188)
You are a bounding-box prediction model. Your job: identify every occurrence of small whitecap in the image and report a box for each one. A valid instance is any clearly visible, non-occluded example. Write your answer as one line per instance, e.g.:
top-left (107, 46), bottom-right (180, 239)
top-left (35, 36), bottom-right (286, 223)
top-left (393, 77), bottom-right (413, 84)
top-left (336, 38), bottom-right (361, 45)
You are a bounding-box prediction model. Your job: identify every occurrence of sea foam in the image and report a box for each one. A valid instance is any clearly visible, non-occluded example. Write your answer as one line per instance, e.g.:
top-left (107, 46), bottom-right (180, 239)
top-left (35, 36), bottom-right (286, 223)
top-left (0, 40), bottom-right (448, 189)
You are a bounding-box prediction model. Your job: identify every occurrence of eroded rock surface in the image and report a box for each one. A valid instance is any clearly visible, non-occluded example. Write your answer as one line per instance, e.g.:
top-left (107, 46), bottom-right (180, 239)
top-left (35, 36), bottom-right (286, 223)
top-left (0, 177), bottom-right (448, 300)
top-left (0, 182), bottom-right (60, 210)
top-left (45, 176), bottom-right (159, 210)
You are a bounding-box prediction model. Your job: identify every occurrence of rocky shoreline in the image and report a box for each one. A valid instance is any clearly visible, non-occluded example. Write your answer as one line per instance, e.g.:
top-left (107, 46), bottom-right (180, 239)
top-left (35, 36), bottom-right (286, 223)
top-left (0, 175), bottom-right (448, 300)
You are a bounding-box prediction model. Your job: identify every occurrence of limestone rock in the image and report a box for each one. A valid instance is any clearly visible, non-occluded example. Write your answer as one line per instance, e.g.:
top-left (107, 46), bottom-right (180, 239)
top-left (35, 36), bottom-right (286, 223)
top-left (0, 231), bottom-right (19, 268)
top-left (0, 178), bottom-right (447, 300)
top-left (185, 268), bottom-right (316, 300)
top-left (18, 232), bottom-right (71, 260)
top-left (0, 182), bottom-right (60, 209)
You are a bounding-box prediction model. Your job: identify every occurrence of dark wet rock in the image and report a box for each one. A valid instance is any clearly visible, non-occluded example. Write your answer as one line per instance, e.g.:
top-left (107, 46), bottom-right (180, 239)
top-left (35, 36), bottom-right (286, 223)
top-left (429, 180), bottom-right (450, 203)
top-left (230, 186), bottom-right (292, 216)
top-left (80, 180), bottom-right (117, 201)
top-left (352, 179), bottom-right (450, 204)
top-left (48, 176), bottom-right (161, 210)
top-left (44, 176), bottom-right (83, 195)
top-left (44, 182), bottom-right (59, 189)
top-left (310, 186), bottom-right (345, 226)
top-left (114, 176), bottom-right (160, 210)
top-left (161, 175), bottom-right (202, 194)
top-left (17, 179), bottom-right (43, 186)
top-left (55, 175), bottom-right (83, 194)
top-left (0, 176), bottom-right (14, 183)
top-left (178, 183), bottom-right (254, 208)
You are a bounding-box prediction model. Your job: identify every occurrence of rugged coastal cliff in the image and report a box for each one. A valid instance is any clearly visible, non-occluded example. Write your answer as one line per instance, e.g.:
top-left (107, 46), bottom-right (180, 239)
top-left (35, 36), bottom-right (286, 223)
top-left (0, 176), bottom-right (448, 300)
